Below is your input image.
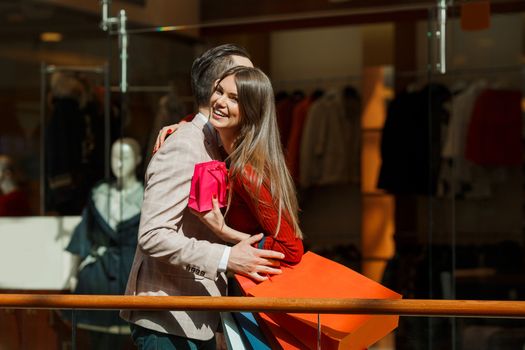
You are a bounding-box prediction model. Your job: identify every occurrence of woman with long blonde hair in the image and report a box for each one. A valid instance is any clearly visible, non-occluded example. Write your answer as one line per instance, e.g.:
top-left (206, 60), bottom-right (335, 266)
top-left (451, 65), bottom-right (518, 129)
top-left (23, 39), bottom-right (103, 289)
top-left (193, 66), bottom-right (303, 265)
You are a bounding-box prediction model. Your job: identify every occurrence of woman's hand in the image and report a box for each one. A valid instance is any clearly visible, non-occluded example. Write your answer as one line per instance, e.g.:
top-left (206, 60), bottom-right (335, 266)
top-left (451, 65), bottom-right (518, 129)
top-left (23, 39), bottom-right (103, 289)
top-left (228, 233), bottom-right (283, 282)
top-left (191, 195), bottom-right (226, 236)
top-left (190, 195), bottom-right (250, 243)
top-left (152, 121), bottom-right (186, 154)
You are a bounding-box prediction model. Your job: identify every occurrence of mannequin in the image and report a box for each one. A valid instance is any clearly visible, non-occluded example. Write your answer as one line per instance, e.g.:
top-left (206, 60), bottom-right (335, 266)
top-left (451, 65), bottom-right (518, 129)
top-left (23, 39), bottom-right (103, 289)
top-left (64, 138), bottom-right (143, 348)
top-left (0, 155), bottom-right (31, 216)
top-left (92, 138), bottom-right (143, 230)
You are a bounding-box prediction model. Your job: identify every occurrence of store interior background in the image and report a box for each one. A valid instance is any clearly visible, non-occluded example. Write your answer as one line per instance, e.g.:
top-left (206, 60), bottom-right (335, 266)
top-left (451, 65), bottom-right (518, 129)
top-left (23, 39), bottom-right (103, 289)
top-left (0, 0), bottom-right (524, 349)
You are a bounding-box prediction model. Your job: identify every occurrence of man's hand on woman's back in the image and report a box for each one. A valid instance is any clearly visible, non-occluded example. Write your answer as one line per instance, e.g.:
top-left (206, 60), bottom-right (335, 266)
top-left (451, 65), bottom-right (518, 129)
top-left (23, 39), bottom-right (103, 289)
top-left (228, 233), bottom-right (284, 282)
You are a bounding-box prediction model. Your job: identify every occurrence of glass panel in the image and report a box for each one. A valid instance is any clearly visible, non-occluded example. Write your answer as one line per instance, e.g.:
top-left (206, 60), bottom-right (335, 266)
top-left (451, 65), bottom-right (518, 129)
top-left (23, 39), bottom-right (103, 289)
top-left (1, 309), bottom-right (523, 349)
top-left (63, 31), bottom-right (195, 349)
top-left (1, 2), bottom-right (523, 350)
top-left (0, 308), bottom-right (134, 349)
top-left (42, 66), bottom-right (109, 216)
top-left (425, 3), bottom-right (525, 305)
top-left (395, 316), bottom-right (525, 350)
top-left (0, 4), bottom-right (195, 349)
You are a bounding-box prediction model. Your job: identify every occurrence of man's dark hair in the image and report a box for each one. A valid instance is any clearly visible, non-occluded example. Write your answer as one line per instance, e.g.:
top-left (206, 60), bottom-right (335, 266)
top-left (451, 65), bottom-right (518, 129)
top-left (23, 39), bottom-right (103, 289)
top-left (191, 44), bottom-right (250, 108)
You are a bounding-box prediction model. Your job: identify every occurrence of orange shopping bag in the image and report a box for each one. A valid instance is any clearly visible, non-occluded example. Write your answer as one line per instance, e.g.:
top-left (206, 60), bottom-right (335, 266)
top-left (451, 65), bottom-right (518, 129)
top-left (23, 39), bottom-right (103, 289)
top-left (235, 251), bottom-right (402, 350)
top-left (256, 313), bottom-right (305, 350)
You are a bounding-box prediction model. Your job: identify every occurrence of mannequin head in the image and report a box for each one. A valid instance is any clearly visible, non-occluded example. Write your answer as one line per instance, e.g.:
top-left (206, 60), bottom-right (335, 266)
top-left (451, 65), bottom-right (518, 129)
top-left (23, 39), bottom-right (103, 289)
top-left (111, 138), bottom-right (142, 188)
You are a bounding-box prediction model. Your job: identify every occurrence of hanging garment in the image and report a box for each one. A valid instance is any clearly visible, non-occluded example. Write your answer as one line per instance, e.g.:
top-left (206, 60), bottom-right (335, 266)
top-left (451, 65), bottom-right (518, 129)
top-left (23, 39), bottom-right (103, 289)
top-left (465, 89), bottom-right (522, 166)
top-left (438, 81), bottom-right (485, 197)
top-left (45, 97), bottom-right (86, 214)
top-left (378, 84), bottom-right (451, 195)
top-left (64, 181), bottom-right (142, 331)
top-left (45, 97), bottom-right (106, 214)
top-left (299, 90), bottom-right (359, 188)
top-left (285, 97), bottom-right (313, 183)
top-left (276, 97), bottom-right (296, 149)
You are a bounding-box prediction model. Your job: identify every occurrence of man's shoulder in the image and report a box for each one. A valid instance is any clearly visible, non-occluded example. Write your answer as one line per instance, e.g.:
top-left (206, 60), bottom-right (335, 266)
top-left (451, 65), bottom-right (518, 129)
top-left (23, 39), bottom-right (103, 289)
top-left (162, 120), bottom-right (205, 148)
top-left (178, 119), bottom-right (204, 136)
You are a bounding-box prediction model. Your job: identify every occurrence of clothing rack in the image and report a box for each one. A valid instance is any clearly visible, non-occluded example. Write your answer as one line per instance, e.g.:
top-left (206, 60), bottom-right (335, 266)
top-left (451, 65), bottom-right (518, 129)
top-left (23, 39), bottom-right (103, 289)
top-left (115, 3), bottom-right (436, 36)
top-left (274, 75), bottom-right (362, 84)
top-left (394, 64), bottom-right (525, 79)
top-left (272, 74), bottom-right (367, 96)
top-left (401, 65), bottom-right (525, 93)
top-left (44, 65), bottom-right (106, 74)
top-left (273, 65), bottom-right (525, 94)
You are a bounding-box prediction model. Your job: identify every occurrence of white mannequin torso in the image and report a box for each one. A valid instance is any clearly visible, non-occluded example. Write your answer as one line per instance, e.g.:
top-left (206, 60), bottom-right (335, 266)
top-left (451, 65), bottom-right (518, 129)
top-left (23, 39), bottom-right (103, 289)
top-left (91, 138), bottom-right (143, 230)
top-left (92, 181), bottom-right (143, 230)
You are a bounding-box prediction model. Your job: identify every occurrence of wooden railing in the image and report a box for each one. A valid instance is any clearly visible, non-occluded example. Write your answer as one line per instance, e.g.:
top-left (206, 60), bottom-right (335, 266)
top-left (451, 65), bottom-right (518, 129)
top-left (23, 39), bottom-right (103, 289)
top-left (0, 295), bottom-right (524, 318)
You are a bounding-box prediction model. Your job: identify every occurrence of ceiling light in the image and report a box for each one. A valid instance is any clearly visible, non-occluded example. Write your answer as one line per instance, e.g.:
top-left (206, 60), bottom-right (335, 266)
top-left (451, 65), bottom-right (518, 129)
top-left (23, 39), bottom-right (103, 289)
top-left (40, 32), bottom-right (63, 42)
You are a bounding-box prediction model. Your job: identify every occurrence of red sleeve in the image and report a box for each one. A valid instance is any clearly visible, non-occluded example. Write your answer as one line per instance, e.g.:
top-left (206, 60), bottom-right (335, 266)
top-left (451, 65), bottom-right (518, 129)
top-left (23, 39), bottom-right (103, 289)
top-left (233, 175), bottom-right (304, 265)
top-left (182, 113), bottom-right (196, 122)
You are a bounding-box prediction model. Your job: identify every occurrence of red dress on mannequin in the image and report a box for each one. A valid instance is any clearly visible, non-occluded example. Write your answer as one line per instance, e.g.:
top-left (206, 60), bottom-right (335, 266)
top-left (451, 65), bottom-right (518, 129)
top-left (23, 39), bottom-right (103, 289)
top-left (0, 189), bottom-right (31, 216)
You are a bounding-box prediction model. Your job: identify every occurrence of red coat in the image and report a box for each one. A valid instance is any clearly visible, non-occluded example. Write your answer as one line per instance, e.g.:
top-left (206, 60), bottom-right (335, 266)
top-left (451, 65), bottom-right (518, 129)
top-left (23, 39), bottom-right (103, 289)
top-left (227, 172), bottom-right (303, 265)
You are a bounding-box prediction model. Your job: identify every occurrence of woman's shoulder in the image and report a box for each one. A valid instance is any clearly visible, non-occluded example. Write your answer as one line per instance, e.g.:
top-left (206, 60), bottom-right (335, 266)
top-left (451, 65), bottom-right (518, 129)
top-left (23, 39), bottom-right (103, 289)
top-left (232, 164), bottom-right (268, 194)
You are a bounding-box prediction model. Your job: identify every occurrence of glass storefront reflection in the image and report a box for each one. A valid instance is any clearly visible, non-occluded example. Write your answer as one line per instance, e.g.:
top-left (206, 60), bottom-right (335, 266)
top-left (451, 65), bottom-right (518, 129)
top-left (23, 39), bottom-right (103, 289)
top-left (0, 1), bottom-right (523, 349)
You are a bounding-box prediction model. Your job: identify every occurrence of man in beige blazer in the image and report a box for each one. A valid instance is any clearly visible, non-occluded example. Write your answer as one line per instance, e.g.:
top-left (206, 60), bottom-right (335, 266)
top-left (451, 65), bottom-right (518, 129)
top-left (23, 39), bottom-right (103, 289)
top-left (121, 44), bottom-right (285, 349)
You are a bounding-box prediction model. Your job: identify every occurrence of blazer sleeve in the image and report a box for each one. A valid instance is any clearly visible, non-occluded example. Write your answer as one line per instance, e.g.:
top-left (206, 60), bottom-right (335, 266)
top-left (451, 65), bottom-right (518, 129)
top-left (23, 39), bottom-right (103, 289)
top-left (138, 128), bottom-right (226, 281)
top-left (234, 176), bottom-right (304, 265)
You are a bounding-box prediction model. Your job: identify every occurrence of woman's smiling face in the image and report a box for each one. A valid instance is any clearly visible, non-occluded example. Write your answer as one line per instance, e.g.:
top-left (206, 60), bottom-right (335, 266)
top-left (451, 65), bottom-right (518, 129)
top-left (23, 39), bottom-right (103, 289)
top-left (209, 74), bottom-right (242, 134)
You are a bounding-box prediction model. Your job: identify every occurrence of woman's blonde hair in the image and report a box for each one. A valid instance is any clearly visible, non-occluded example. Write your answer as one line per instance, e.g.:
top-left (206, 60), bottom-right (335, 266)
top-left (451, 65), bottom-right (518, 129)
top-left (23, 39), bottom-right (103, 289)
top-left (217, 66), bottom-right (302, 239)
